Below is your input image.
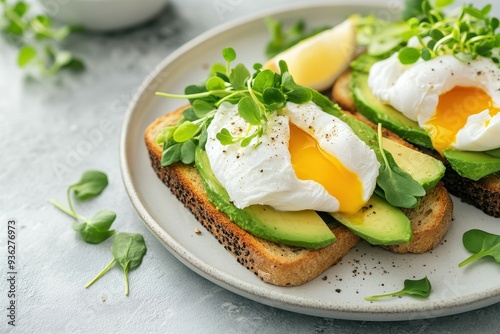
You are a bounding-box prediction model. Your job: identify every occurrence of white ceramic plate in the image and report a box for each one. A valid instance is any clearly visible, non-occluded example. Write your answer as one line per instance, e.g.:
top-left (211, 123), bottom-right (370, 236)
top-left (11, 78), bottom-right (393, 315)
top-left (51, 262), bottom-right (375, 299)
top-left (120, 1), bottom-right (500, 321)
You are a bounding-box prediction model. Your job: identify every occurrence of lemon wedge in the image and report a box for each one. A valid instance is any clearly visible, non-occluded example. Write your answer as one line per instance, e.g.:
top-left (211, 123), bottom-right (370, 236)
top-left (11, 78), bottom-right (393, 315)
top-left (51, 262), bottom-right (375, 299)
top-left (264, 19), bottom-right (357, 92)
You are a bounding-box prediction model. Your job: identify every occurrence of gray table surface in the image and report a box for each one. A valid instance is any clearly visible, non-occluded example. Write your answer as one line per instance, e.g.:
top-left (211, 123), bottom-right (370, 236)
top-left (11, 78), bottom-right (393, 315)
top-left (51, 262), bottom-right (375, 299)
top-left (2, 0), bottom-right (499, 332)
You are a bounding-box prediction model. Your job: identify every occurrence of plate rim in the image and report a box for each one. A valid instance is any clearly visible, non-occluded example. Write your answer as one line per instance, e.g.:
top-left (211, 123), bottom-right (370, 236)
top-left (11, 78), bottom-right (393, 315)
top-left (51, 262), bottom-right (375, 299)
top-left (119, 0), bottom-right (500, 320)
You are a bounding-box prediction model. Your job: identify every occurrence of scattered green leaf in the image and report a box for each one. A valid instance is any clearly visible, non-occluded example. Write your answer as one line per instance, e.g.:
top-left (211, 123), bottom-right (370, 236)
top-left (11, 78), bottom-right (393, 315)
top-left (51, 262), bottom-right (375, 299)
top-left (365, 277), bottom-right (432, 301)
top-left (1, 0), bottom-right (84, 75)
top-left (50, 170), bottom-right (114, 244)
top-left (459, 229), bottom-right (500, 267)
top-left (85, 233), bottom-right (147, 296)
top-left (69, 170), bottom-right (109, 201)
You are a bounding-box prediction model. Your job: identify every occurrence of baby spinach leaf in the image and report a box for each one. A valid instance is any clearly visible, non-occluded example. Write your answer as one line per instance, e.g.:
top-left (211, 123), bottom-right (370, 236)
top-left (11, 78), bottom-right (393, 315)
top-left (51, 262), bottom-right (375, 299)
top-left (377, 151), bottom-right (426, 208)
top-left (69, 170), bottom-right (109, 201)
top-left (375, 124), bottom-right (425, 208)
top-left (86, 233), bottom-right (147, 296)
top-left (365, 277), bottom-right (432, 301)
top-left (459, 229), bottom-right (500, 267)
top-left (72, 210), bottom-right (116, 244)
top-left (112, 233), bottom-right (147, 295)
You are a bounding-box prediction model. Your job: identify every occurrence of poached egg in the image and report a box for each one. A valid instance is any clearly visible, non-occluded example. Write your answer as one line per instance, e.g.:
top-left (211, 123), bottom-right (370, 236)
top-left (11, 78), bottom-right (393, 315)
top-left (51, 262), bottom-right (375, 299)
top-left (205, 101), bottom-right (380, 213)
top-left (368, 47), bottom-right (500, 154)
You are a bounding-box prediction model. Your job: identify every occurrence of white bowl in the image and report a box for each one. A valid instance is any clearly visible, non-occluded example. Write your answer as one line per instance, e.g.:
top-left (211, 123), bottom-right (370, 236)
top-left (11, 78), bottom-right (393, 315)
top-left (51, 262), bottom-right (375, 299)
top-left (39, 0), bottom-right (170, 31)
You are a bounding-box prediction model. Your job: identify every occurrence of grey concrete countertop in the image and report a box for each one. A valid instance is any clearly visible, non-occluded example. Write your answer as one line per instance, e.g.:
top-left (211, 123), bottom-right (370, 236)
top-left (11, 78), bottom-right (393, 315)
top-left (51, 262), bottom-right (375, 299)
top-left (2, 0), bottom-right (499, 332)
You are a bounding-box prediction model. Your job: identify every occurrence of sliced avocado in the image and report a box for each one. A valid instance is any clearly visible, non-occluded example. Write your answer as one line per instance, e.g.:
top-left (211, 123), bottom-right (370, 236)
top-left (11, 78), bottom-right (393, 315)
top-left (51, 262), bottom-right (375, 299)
top-left (444, 149), bottom-right (500, 181)
top-left (330, 195), bottom-right (412, 245)
top-left (194, 147), bottom-right (336, 249)
top-left (350, 70), bottom-right (433, 149)
top-left (382, 138), bottom-right (445, 190)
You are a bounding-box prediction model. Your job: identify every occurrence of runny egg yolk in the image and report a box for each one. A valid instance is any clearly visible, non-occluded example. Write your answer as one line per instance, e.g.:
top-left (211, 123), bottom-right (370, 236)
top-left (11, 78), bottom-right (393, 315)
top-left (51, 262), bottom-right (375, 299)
top-left (426, 86), bottom-right (500, 155)
top-left (288, 122), bottom-right (365, 213)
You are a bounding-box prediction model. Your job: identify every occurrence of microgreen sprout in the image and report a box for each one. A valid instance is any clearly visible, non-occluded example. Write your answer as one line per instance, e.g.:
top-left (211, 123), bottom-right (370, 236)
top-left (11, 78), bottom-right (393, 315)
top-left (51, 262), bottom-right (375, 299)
top-left (85, 233), bottom-right (147, 296)
top-left (155, 47), bottom-right (312, 166)
top-left (365, 276), bottom-right (432, 301)
top-left (459, 229), bottom-right (500, 267)
top-left (353, 0), bottom-right (500, 66)
top-left (0, 0), bottom-right (84, 75)
top-left (375, 123), bottom-right (426, 208)
top-left (50, 170), bottom-right (115, 244)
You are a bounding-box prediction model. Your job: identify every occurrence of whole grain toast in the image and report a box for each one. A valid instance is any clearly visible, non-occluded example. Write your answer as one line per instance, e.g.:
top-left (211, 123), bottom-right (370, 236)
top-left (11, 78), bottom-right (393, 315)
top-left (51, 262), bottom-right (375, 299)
top-left (332, 70), bottom-right (500, 218)
top-left (145, 106), bottom-right (453, 286)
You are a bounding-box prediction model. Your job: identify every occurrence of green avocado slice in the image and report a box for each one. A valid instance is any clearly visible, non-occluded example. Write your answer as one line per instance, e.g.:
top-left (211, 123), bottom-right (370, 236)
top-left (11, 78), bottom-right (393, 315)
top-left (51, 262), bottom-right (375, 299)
top-left (194, 147), bottom-right (336, 249)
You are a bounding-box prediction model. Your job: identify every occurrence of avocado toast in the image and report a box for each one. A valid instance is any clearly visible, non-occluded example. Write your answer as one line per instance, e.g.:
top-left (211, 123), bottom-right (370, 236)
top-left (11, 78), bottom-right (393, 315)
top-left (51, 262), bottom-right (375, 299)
top-left (145, 49), bottom-right (452, 286)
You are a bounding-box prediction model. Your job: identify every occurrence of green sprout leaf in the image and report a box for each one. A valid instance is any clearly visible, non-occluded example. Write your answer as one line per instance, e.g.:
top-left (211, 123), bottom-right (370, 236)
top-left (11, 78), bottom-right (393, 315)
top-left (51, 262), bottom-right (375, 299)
top-left (459, 229), bottom-right (500, 267)
top-left (375, 124), bottom-right (425, 208)
top-left (216, 128), bottom-right (236, 145)
top-left (173, 121), bottom-right (199, 142)
top-left (161, 142), bottom-right (182, 166)
top-left (365, 277), bottom-right (432, 301)
top-left (69, 170), bottom-right (109, 201)
top-left (398, 46), bottom-right (421, 64)
top-left (85, 232), bottom-right (147, 296)
top-left (238, 96), bottom-right (262, 125)
top-left (17, 45), bottom-right (36, 67)
top-left (192, 99), bottom-right (215, 118)
top-left (72, 210), bottom-right (116, 244)
top-left (1, 0), bottom-right (84, 75)
top-left (50, 170), bottom-right (114, 244)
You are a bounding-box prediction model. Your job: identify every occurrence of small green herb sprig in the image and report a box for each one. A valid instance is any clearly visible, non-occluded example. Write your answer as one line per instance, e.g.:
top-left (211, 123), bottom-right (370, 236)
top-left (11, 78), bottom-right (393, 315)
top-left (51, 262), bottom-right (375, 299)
top-left (86, 233), bottom-right (147, 296)
top-left (156, 47), bottom-right (312, 166)
top-left (459, 229), bottom-right (500, 267)
top-left (51, 170), bottom-right (147, 296)
top-left (375, 124), bottom-right (426, 208)
top-left (50, 170), bottom-right (114, 244)
top-left (354, 0), bottom-right (500, 66)
top-left (0, 0), bottom-right (84, 75)
top-left (365, 276), bottom-right (432, 301)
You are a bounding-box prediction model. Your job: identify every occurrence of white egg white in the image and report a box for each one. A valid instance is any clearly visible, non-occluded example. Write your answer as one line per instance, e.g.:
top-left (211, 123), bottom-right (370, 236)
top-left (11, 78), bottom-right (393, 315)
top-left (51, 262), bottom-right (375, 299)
top-left (205, 101), bottom-right (380, 212)
top-left (368, 52), bottom-right (500, 151)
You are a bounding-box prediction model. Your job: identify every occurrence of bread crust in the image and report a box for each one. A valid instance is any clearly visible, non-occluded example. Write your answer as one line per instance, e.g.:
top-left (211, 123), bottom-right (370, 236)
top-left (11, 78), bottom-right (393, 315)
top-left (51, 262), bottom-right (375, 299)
top-left (333, 70), bottom-right (500, 218)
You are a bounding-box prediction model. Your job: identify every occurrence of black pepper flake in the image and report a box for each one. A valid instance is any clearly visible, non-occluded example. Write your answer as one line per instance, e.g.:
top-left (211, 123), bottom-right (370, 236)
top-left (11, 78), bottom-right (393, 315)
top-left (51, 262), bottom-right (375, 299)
top-left (335, 289), bottom-right (341, 293)
top-left (322, 276), bottom-right (328, 281)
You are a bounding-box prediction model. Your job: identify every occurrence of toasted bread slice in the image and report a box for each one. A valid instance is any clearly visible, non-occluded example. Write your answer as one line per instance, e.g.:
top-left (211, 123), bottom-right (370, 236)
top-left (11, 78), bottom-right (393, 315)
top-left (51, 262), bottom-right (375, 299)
top-left (145, 106), bottom-right (453, 285)
top-left (332, 70), bottom-right (500, 218)
top-left (145, 107), bottom-right (360, 286)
